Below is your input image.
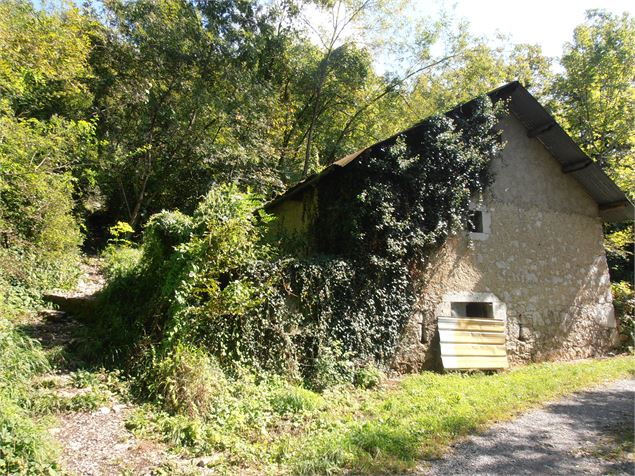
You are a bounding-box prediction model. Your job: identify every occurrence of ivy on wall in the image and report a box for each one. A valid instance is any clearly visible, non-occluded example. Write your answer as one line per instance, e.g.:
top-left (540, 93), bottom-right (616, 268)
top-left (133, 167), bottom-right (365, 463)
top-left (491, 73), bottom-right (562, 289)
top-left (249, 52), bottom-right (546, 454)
top-left (89, 97), bottom-right (504, 395)
top-left (289, 97), bottom-right (504, 369)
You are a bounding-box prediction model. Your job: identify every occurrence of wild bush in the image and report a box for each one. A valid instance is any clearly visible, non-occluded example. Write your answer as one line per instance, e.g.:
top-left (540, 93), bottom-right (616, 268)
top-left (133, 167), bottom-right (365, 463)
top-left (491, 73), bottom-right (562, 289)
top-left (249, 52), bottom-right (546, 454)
top-left (0, 319), bottom-right (58, 474)
top-left (613, 281), bottom-right (635, 346)
top-left (89, 98), bottom-right (501, 410)
top-left (145, 344), bottom-right (229, 417)
top-left (353, 363), bottom-right (385, 390)
top-left (101, 245), bottom-right (143, 281)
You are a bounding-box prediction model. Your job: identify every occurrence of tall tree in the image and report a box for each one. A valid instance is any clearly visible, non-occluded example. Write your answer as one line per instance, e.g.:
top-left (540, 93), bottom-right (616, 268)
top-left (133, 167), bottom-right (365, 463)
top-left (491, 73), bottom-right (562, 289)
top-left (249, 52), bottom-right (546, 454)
top-left (549, 10), bottom-right (635, 283)
top-left (90, 0), bottom-right (287, 225)
top-left (549, 9), bottom-right (635, 197)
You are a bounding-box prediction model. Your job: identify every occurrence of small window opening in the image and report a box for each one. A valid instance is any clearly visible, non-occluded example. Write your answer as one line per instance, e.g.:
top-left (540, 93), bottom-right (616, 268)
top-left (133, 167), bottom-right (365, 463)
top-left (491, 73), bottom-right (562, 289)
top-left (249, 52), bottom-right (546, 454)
top-left (468, 210), bottom-right (483, 233)
top-left (451, 301), bottom-right (494, 319)
top-left (420, 321), bottom-right (427, 344)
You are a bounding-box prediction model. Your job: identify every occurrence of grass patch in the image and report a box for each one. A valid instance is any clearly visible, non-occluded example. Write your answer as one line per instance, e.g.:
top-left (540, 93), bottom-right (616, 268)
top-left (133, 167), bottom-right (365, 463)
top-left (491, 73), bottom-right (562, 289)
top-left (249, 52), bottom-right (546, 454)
top-left (290, 356), bottom-right (635, 474)
top-left (125, 355), bottom-right (634, 474)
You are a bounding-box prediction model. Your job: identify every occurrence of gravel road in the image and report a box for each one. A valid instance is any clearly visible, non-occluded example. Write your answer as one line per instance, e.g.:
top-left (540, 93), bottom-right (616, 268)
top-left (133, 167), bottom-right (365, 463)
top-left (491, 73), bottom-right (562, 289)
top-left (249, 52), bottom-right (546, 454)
top-left (423, 378), bottom-right (635, 475)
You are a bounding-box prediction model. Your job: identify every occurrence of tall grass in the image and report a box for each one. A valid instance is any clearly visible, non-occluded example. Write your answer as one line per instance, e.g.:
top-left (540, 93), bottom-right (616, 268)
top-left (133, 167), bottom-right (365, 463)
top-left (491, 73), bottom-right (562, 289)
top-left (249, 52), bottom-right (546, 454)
top-left (0, 319), bottom-right (58, 474)
top-left (124, 355), bottom-right (634, 475)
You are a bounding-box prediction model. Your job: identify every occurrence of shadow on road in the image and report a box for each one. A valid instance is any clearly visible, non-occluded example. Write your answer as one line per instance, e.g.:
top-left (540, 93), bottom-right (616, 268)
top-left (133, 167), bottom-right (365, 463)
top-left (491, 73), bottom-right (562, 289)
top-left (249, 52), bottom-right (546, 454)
top-left (425, 380), bottom-right (635, 475)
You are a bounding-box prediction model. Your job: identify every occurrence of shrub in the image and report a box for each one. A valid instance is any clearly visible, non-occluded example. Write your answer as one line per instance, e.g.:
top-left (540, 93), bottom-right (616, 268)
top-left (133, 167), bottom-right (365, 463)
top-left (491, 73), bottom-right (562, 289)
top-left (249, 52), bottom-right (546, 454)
top-left (613, 281), bottom-right (635, 346)
top-left (145, 344), bottom-right (229, 417)
top-left (101, 245), bottom-right (143, 281)
top-left (307, 343), bottom-right (355, 392)
top-left (107, 221), bottom-right (135, 246)
top-left (354, 363), bottom-right (385, 390)
top-left (270, 385), bottom-right (323, 415)
top-left (0, 395), bottom-right (59, 474)
top-left (142, 210), bottom-right (193, 263)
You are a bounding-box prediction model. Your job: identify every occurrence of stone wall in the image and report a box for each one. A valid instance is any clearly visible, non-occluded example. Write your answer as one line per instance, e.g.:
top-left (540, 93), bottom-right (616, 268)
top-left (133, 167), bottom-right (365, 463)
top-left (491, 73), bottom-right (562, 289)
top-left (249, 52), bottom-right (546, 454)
top-left (393, 113), bottom-right (619, 371)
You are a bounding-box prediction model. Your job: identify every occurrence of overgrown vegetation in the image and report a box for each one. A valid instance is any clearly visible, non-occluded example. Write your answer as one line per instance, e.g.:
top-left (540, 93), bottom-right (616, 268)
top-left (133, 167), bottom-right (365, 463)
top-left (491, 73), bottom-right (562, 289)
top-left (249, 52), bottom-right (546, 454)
top-left (0, 3), bottom-right (90, 471)
top-left (122, 356), bottom-right (634, 474)
top-left (84, 98), bottom-right (501, 411)
top-left (0, 0), bottom-right (633, 472)
top-left (0, 319), bottom-right (58, 473)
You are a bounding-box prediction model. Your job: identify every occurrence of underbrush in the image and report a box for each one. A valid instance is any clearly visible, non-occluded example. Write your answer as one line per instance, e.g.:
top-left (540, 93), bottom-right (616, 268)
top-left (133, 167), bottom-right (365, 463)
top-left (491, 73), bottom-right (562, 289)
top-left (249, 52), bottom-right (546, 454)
top-left (0, 319), bottom-right (59, 474)
top-left (0, 243), bottom-right (81, 473)
top-left (83, 98), bottom-right (501, 399)
top-left (121, 355), bottom-right (634, 474)
top-left (125, 373), bottom-right (327, 469)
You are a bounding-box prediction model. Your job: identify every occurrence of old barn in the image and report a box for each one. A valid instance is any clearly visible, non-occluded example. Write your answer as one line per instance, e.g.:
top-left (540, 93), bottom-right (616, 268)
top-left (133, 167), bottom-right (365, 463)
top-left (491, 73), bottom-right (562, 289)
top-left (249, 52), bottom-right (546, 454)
top-left (266, 82), bottom-right (634, 371)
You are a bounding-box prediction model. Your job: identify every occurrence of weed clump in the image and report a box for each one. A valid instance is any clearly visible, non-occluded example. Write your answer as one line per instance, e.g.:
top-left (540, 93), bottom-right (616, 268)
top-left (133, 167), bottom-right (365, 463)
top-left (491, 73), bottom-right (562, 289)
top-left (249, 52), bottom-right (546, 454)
top-left (146, 344), bottom-right (229, 417)
top-left (0, 320), bottom-right (58, 473)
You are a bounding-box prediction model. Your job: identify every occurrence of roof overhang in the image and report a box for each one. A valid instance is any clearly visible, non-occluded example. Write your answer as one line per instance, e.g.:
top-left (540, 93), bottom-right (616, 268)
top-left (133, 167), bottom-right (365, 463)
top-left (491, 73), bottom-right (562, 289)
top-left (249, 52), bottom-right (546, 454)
top-left (495, 82), bottom-right (634, 222)
top-left (266, 81), bottom-right (634, 222)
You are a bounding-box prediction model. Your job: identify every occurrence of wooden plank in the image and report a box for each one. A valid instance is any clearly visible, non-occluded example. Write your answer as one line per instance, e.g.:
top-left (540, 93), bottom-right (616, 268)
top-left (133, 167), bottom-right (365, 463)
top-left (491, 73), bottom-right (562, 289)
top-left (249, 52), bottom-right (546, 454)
top-left (439, 343), bottom-right (507, 357)
top-left (439, 329), bottom-right (506, 344)
top-left (439, 317), bottom-right (508, 370)
top-left (441, 355), bottom-right (509, 369)
top-left (438, 318), bottom-right (505, 332)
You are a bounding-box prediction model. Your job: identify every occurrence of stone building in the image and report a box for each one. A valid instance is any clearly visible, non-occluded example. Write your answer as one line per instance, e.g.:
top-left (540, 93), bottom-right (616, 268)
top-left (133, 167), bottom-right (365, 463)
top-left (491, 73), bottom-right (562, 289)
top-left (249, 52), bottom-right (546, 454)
top-left (265, 82), bottom-right (633, 371)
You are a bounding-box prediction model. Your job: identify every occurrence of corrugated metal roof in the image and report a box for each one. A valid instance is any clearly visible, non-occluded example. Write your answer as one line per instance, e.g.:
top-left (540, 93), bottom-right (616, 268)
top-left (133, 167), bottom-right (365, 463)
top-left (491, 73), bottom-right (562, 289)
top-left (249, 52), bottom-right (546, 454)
top-left (266, 81), bottom-right (633, 222)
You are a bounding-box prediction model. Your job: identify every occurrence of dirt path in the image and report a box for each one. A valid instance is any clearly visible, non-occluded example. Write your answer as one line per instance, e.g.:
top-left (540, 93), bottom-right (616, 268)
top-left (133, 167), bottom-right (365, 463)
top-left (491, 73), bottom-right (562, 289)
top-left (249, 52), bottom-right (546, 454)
top-left (23, 258), bottom-right (173, 475)
top-left (423, 378), bottom-right (635, 476)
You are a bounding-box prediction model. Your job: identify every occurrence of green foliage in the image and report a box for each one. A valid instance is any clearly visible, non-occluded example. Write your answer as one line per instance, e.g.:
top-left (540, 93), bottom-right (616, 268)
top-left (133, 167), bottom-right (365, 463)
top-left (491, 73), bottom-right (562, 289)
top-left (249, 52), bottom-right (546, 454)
top-left (307, 341), bottom-right (356, 391)
top-left (31, 388), bottom-right (110, 414)
top-left (0, 1), bottom-right (92, 304)
top-left (0, 396), bottom-right (58, 475)
top-left (142, 210), bottom-right (193, 262)
top-left (146, 344), bottom-right (229, 417)
top-left (127, 356), bottom-right (635, 475)
top-left (612, 281), bottom-right (635, 347)
top-left (549, 10), bottom-right (635, 282)
top-left (0, 320), bottom-right (58, 474)
top-left (78, 0), bottom-right (555, 229)
top-left (83, 185), bottom-right (276, 367)
top-left (107, 221), bottom-right (135, 246)
top-left (0, 0), bottom-right (94, 119)
top-left (270, 385), bottom-right (323, 415)
top-left (0, 319), bottom-right (49, 396)
top-left (290, 98), bottom-right (502, 370)
top-left (353, 363), bottom-right (384, 390)
top-left (0, 114), bottom-right (87, 274)
top-left (550, 10), bottom-right (635, 181)
top-left (101, 244), bottom-right (142, 281)
top-left (87, 101), bottom-right (501, 404)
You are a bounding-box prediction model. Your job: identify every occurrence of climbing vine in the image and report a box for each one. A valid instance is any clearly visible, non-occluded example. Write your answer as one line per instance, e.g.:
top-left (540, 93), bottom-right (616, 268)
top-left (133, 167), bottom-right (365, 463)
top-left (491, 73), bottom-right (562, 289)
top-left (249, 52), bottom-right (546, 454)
top-left (90, 97), bottom-right (503, 395)
top-left (287, 97), bottom-right (503, 369)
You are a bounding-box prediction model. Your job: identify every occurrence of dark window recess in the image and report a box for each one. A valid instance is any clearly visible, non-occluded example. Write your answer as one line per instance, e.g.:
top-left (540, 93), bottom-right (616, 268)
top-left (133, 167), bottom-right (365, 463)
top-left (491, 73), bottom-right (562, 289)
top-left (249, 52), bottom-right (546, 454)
top-left (451, 301), bottom-right (494, 319)
top-left (468, 210), bottom-right (483, 233)
top-left (465, 302), bottom-right (493, 318)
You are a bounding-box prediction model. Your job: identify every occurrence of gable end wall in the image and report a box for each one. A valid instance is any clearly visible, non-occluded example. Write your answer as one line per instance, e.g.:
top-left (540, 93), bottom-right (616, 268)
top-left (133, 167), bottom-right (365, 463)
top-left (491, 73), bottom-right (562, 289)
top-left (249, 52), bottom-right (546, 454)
top-left (394, 114), bottom-right (619, 371)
